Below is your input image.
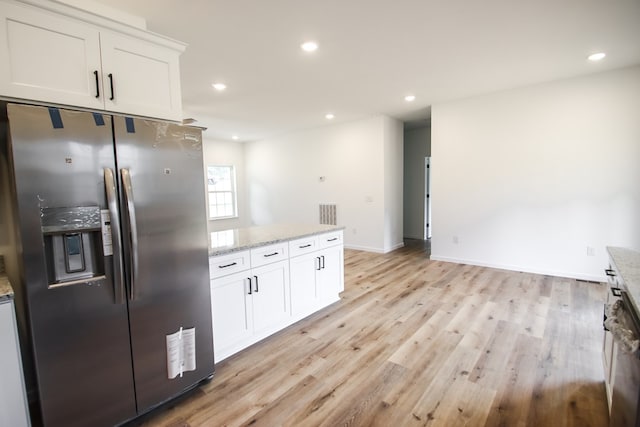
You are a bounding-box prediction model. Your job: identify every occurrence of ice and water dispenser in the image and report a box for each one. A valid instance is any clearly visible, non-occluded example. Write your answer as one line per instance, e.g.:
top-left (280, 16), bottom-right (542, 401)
top-left (41, 206), bottom-right (108, 287)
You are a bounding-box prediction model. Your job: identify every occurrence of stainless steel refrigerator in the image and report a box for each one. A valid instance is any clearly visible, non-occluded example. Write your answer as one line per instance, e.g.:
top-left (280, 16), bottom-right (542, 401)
top-left (0, 103), bottom-right (214, 426)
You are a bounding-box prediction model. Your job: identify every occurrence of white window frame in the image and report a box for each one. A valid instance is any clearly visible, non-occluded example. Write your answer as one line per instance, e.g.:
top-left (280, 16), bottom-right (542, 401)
top-left (207, 165), bottom-right (237, 220)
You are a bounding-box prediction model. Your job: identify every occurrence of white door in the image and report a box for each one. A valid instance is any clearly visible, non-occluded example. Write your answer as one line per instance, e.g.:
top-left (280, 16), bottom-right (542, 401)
top-left (290, 253), bottom-right (320, 318)
top-left (210, 272), bottom-right (253, 359)
top-left (99, 31), bottom-right (182, 121)
top-left (251, 260), bottom-right (290, 336)
top-left (0, 2), bottom-right (104, 109)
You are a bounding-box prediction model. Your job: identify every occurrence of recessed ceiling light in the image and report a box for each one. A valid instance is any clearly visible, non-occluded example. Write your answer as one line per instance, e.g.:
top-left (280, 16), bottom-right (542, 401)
top-left (301, 41), bottom-right (318, 52)
top-left (232, 135), bottom-right (239, 140)
top-left (212, 83), bottom-right (227, 91)
top-left (325, 113), bottom-right (335, 120)
top-left (405, 95), bottom-right (416, 102)
top-left (588, 52), bottom-right (606, 61)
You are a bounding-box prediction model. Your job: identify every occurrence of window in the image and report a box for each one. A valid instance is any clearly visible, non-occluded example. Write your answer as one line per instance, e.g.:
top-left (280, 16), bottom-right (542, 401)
top-left (207, 165), bottom-right (237, 219)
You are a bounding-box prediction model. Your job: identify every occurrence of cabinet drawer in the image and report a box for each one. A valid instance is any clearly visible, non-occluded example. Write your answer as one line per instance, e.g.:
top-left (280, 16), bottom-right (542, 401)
top-left (318, 230), bottom-right (343, 248)
top-left (251, 242), bottom-right (289, 268)
top-left (289, 236), bottom-right (319, 257)
top-left (209, 250), bottom-right (250, 279)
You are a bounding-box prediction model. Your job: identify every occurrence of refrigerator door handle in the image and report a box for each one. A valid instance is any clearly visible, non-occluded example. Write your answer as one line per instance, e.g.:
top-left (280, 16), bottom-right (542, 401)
top-left (121, 168), bottom-right (139, 301)
top-left (104, 168), bottom-right (126, 304)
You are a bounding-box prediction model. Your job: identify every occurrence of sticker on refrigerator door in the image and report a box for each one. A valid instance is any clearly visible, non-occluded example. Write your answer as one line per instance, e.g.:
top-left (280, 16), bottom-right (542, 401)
top-left (166, 327), bottom-right (196, 379)
top-left (100, 210), bottom-right (113, 256)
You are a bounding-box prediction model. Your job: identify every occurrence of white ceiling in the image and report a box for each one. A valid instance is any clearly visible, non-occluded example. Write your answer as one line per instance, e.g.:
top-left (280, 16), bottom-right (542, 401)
top-left (92, 0), bottom-right (640, 142)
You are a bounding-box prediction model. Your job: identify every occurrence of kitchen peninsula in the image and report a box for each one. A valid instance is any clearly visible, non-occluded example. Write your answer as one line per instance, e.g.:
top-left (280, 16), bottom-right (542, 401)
top-left (209, 224), bottom-right (344, 361)
top-left (0, 258), bottom-right (30, 427)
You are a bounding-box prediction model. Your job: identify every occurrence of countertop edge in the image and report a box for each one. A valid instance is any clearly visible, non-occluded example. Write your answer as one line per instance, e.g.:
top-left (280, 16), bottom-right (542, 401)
top-left (607, 246), bottom-right (640, 315)
top-left (209, 225), bottom-right (345, 257)
top-left (0, 275), bottom-right (15, 302)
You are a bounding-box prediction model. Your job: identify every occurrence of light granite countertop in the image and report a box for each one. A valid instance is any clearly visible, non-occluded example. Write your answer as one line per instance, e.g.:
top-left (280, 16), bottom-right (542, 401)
top-left (0, 255), bottom-right (13, 302)
top-left (0, 275), bottom-right (13, 302)
top-left (607, 246), bottom-right (640, 315)
top-left (209, 223), bottom-right (344, 256)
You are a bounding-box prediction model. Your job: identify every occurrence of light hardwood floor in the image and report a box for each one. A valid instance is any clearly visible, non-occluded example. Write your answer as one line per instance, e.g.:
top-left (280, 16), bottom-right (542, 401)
top-left (132, 240), bottom-right (609, 426)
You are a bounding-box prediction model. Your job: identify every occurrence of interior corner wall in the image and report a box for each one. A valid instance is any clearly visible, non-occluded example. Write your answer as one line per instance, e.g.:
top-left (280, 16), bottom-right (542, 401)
top-left (201, 134), bottom-right (248, 232)
top-left (403, 126), bottom-right (431, 239)
top-left (431, 65), bottom-right (640, 281)
top-left (383, 116), bottom-right (405, 252)
top-left (244, 115), bottom-right (398, 253)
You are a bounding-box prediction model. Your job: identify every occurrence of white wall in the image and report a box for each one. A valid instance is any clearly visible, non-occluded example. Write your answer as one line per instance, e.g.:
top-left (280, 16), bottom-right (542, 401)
top-left (431, 65), bottom-right (640, 281)
top-left (245, 115), bottom-right (404, 253)
top-left (403, 126), bottom-right (431, 239)
top-left (383, 116), bottom-right (405, 252)
top-left (201, 134), bottom-right (248, 232)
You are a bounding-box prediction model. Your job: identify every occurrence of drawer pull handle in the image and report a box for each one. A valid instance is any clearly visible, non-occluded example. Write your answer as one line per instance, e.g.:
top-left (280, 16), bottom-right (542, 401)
top-left (327, 237), bottom-right (338, 242)
top-left (299, 244), bottom-right (312, 248)
top-left (219, 262), bottom-right (237, 269)
top-left (605, 269), bottom-right (616, 277)
top-left (264, 252), bottom-right (279, 257)
top-left (611, 287), bottom-right (622, 297)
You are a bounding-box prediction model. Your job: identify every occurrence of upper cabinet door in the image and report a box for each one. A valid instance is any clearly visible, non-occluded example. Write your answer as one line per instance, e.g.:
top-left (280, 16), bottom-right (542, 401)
top-left (100, 31), bottom-right (183, 121)
top-left (0, 2), bottom-right (104, 109)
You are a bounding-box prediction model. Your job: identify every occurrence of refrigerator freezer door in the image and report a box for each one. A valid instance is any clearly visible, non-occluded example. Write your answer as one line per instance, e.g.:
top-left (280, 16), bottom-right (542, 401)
top-left (113, 116), bottom-right (214, 413)
top-left (6, 104), bottom-right (136, 427)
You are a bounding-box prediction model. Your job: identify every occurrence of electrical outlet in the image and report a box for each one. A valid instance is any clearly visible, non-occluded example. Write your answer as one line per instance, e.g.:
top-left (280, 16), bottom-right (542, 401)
top-left (586, 246), bottom-right (595, 256)
top-left (452, 235), bottom-right (459, 244)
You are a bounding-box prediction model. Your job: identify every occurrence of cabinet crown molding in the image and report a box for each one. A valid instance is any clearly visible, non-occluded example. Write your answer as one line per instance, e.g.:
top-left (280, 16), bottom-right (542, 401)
top-left (7, 0), bottom-right (187, 52)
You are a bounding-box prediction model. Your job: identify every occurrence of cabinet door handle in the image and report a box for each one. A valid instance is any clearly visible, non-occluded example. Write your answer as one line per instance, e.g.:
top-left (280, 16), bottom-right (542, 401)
top-left (611, 287), bottom-right (622, 297)
top-left (316, 257), bottom-right (321, 271)
top-left (321, 255), bottom-right (325, 269)
top-left (108, 73), bottom-right (115, 100)
top-left (218, 262), bottom-right (237, 269)
top-left (247, 277), bottom-right (252, 295)
top-left (264, 252), bottom-right (279, 257)
top-left (254, 275), bottom-right (259, 292)
top-left (605, 269), bottom-right (616, 277)
top-left (299, 244), bottom-right (312, 249)
top-left (93, 70), bottom-right (100, 98)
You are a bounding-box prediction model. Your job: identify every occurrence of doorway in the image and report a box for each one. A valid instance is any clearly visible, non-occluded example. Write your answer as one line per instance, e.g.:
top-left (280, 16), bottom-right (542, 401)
top-left (424, 157), bottom-right (431, 240)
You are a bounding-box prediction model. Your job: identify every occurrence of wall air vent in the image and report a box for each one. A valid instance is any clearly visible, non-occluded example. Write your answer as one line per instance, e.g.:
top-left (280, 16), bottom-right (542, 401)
top-left (319, 204), bottom-right (337, 225)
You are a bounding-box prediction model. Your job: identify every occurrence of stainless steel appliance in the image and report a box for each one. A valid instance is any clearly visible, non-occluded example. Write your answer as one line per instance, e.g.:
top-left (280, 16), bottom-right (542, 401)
top-left (0, 103), bottom-right (214, 426)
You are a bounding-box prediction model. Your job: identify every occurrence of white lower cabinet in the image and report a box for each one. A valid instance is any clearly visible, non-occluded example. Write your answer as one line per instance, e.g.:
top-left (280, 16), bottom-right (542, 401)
top-left (210, 250), bottom-right (290, 361)
top-left (251, 261), bottom-right (290, 337)
top-left (210, 271), bottom-right (253, 359)
top-left (210, 230), bottom-right (344, 362)
top-left (0, 300), bottom-right (30, 427)
top-left (318, 244), bottom-right (344, 305)
top-left (289, 240), bottom-right (344, 321)
top-left (289, 252), bottom-right (321, 319)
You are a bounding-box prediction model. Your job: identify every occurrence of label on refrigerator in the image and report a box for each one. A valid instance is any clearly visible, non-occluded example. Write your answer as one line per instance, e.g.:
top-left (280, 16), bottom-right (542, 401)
top-left (100, 210), bottom-right (113, 256)
top-left (166, 327), bottom-right (197, 379)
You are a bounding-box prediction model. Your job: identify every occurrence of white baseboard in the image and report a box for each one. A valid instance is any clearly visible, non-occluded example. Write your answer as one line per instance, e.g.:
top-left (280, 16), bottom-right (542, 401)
top-left (429, 254), bottom-right (606, 283)
top-left (345, 241), bottom-right (405, 254)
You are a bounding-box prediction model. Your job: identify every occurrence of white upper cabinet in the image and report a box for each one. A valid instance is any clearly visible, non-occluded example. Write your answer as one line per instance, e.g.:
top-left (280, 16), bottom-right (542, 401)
top-left (0, 2), bottom-right (104, 110)
top-left (100, 31), bottom-right (182, 120)
top-left (0, 1), bottom-right (185, 121)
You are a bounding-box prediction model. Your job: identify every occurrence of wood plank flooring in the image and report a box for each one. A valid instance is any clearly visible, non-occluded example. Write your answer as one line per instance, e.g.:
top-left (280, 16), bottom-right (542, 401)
top-left (131, 240), bottom-right (609, 427)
